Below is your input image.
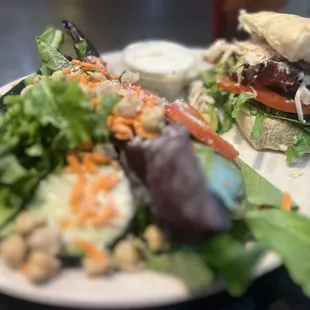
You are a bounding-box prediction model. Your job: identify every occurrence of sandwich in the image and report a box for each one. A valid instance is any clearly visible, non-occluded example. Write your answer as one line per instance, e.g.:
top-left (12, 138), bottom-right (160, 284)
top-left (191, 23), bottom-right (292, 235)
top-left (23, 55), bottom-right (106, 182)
top-left (198, 10), bottom-right (310, 163)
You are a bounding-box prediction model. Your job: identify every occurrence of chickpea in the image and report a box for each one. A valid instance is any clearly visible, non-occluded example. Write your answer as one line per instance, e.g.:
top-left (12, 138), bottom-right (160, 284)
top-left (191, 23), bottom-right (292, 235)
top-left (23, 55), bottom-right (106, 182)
top-left (0, 234), bottom-right (27, 269)
top-left (82, 254), bottom-right (111, 277)
top-left (115, 96), bottom-right (142, 118)
top-left (120, 72), bottom-right (139, 84)
top-left (27, 227), bottom-right (62, 255)
top-left (141, 107), bottom-right (165, 133)
top-left (20, 85), bottom-right (33, 96)
top-left (33, 75), bottom-right (46, 84)
top-left (51, 70), bottom-right (65, 80)
top-left (113, 240), bottom-right (140, 272)
top-left (15, 211), bottom-right (46, 236)
top-left (143, 225), bottom-right (165, 252)
top-left (88, 71), bottom-right (107, 82)
top-left (23, 251), bottom-right (60, 284)
top-left (96, 80), bottom-right (121, 96)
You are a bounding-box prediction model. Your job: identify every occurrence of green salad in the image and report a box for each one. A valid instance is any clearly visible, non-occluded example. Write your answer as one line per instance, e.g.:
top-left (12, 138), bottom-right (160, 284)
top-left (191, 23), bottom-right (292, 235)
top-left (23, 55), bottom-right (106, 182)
top-left (1, 21), bottom-right (310, 300)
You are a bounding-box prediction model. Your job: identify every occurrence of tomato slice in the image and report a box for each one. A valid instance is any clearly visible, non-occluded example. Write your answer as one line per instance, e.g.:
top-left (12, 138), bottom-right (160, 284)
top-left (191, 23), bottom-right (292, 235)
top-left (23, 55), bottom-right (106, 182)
top-left (164, 100), bottom-right (239, 160)
top-left (216, 74), bottom-right (310, 114)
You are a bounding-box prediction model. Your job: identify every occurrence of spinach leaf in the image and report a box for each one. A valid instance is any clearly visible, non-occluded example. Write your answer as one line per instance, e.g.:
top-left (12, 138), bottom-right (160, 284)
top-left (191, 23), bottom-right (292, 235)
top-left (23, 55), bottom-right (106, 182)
top-left (246, 209), bottom-right (310, 298)
top-left (250, 113), bottom-right (264, 141)
top-left (286, 131), bottom-right (310, 164)
top-left (144, 249), bottom-right (214, 292)
top-left (235, 158), bottom-right (297, 208)
top-left (202, 234), bottom-right (264, 296)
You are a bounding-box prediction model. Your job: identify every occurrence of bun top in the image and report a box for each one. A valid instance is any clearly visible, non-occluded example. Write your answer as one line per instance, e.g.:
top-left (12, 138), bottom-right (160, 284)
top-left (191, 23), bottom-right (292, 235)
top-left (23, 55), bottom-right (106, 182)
top-left (238, 10), bottom-right (310, 62)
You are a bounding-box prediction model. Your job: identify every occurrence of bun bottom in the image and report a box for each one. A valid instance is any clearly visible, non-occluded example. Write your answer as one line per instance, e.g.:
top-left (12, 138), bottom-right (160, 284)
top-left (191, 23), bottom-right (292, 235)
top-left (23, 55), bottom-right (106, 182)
top-left (235, 106), bottom-right (303, 152)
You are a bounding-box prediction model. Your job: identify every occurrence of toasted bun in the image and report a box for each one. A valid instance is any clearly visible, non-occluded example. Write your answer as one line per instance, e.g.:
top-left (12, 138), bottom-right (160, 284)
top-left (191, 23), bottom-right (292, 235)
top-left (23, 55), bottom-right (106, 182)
top-left (238, 10), bottom-right (310, 62)
top-left (235, 106), bottom-right (303, 152)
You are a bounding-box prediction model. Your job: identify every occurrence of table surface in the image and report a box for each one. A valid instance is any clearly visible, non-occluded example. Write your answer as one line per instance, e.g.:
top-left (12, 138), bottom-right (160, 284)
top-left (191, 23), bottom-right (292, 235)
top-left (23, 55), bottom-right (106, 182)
top-left (1, 1), bottom-right (310, 309)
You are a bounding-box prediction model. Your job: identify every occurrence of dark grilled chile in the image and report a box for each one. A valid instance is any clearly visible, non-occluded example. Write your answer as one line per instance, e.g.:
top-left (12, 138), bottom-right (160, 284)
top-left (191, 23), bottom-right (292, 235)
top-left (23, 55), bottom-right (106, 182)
top-left (122, 125), bottom-right (230, 242)
top-left (238, 60), bottom-right (306, 99)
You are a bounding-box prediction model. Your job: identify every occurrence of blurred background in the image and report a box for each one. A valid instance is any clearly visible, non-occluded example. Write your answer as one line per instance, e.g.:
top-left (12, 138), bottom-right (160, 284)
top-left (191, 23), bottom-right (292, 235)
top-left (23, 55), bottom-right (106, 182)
top-left (1, 0), bottom-right (310, 86)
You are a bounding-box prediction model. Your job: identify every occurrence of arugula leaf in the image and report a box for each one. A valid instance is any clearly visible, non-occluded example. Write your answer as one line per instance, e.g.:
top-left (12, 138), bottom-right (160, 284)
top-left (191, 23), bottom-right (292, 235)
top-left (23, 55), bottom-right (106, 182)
top-left (231, 93), bottom-right (253, 118)
top-left (195, 144), bottom-right (243, 213)
top-left (286, 131), bottom-right (310, 164)
top-left (235, 158), bottom-right (297, 208)
top-left (144, 249), bottom-right (214, 292)
top-left (246, 209), bottom-right (310, 298)
top-left (250, 113), bottom-right (264, 141)
top-left (202, 234), bottom-right (264, 296)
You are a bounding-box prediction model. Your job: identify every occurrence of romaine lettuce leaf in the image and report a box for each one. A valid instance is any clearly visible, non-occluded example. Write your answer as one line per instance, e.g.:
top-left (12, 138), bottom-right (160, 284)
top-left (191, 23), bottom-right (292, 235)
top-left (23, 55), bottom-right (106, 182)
top-left (36, 27), bottom-right (71, 73)
top-left (235, 158), bottom-right (297, 209)
top-left (246, 209), bottom-right (310, 298)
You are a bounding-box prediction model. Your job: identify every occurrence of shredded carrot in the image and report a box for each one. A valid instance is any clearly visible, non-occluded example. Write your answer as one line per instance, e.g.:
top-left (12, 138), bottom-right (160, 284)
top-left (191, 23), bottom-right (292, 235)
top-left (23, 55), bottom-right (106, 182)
top-left (70, 176), bottom-right (86, 212)
top-left (71, 60), bottom-right (108, 75)
top-left (89, 82), bottom-right (99, 88)
top-left (83, 153), bottom-right (111, 165)
top-left (59, 219), bottom-right (72, 229)
top-left (111, 160), bottom-right (120, 170)
top-left (91, 98), bottom-right (100, 107)
top-left (66, 155), bottom-right (84, 175)
top-left (89, 173), bottom-right (120, 194)
top-left (281, 192), bottom-right (292, 212)
top-left (64, 68), bottom-right (71, 74)
top-left (76, 240), bottom-right (107, 262)
top-left (83, 155), bottom-right (99, 173)
top-left (91, 202), bottom-right (118, 227)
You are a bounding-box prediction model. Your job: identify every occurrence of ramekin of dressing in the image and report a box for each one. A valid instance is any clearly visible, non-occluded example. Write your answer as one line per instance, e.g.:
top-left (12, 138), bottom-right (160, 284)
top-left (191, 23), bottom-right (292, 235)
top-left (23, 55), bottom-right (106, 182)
top-left (122, 41), bottom-right (196, 100)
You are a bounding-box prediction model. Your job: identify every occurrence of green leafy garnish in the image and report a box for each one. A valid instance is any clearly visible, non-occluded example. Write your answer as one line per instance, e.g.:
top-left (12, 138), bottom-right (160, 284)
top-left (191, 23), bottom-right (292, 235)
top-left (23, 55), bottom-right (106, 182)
top-left (246, 209), bottom-right (310, 298)
top-left (286, 131), bottom-right (310, 164)
top-left (202, 234), bottom-right (264, 296)
top-left (235, 159), bottom-right (297, 208)
top-left (219, 99), bottom-right (234, 134)
top-left (231, 93), bottom-right (253, 118)
top-left (75, 40), bottom-right (88, 59)
top-left (36, 27), bottom-right (71, 73)
top-left (250, 113), bottom-right (264, 141)
top-left (144, 249), bottom-right (214, 292)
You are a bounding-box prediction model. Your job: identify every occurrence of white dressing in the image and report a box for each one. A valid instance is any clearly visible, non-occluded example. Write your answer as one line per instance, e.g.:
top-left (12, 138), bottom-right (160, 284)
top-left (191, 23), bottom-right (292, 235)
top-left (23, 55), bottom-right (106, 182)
top-left (122, 41), bottom-right (195, 75)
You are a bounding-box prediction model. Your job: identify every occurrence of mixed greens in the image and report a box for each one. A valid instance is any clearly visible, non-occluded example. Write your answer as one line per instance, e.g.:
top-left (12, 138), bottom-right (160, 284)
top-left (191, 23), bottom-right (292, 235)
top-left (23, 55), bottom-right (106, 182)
top-left (1, 22), bottom-right (310, 301)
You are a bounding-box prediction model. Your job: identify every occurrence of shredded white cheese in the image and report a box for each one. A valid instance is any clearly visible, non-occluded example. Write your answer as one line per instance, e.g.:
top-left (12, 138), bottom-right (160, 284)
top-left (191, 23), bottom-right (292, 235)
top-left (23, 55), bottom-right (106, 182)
top-left (294, 81), bottom-right (307, 123)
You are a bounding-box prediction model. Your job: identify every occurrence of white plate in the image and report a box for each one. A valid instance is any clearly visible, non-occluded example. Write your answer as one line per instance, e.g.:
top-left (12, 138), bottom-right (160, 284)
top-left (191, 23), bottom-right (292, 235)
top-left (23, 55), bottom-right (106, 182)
top-left (1, 50), bottom-right (310, 309)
